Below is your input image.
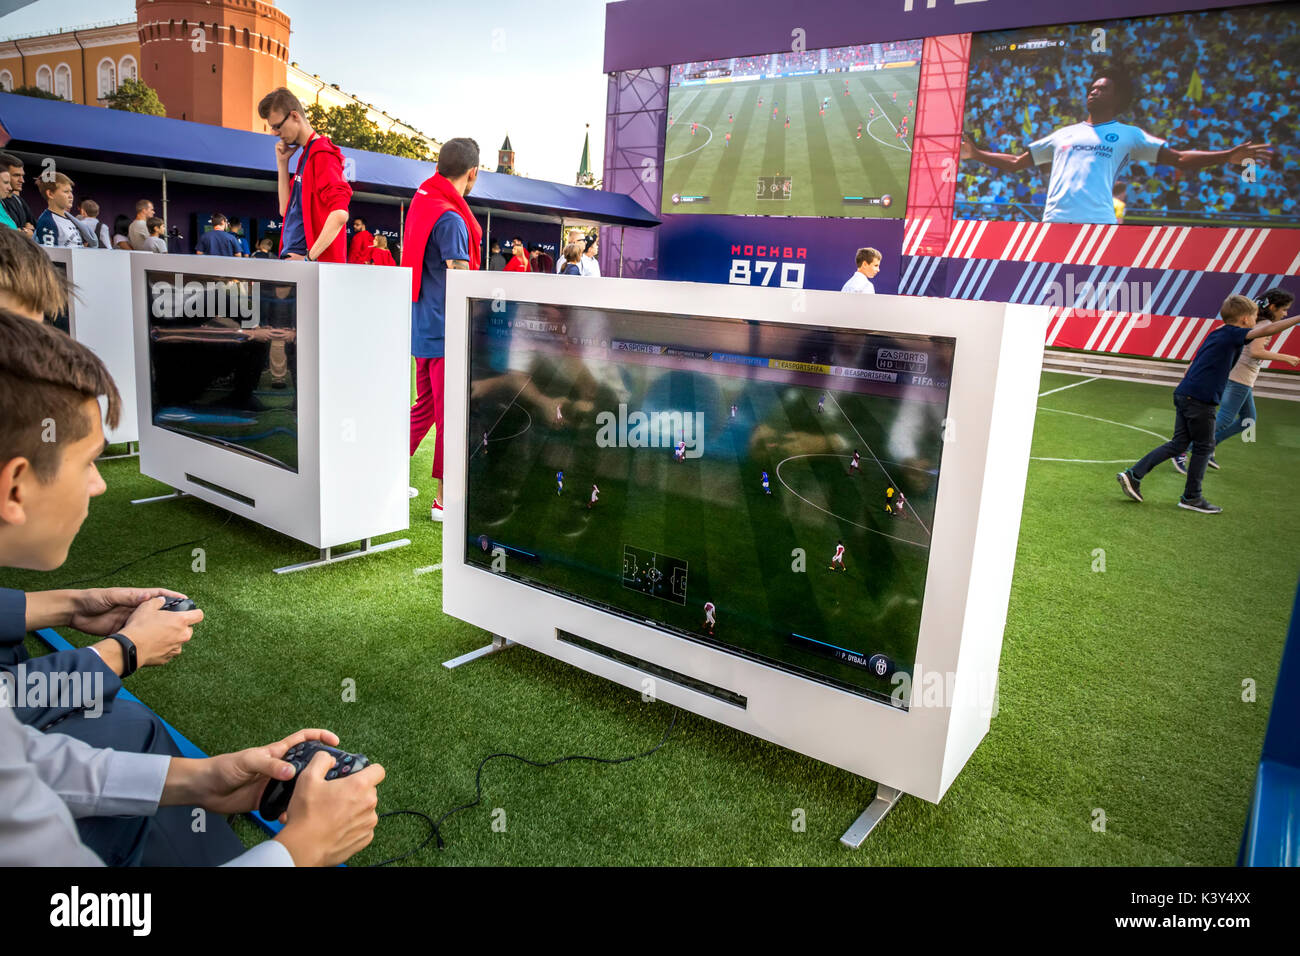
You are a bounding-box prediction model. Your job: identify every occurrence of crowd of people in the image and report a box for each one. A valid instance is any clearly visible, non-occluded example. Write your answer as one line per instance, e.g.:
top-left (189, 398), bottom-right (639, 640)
top-left (962, 9), bottom-right (1300, 222)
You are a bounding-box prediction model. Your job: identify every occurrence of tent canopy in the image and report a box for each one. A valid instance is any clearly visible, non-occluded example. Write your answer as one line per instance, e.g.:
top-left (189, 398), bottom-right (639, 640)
top-left (0, 92), bottom-right (658, 228)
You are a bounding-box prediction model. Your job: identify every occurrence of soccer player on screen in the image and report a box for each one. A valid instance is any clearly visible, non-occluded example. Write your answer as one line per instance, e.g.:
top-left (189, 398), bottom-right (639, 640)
top-left (588, 484), bottom-right (599, 509)
top-left (703, 601), bottom-right (716, 636)
top-left (829, 541), bottom-right (846, 572)
top-left (761, 470), bottom-right (771, 495)
top-left (960, 70), bottom-right (1274, 225)
top-left (817, 393), bottom-right (826, 413)
top-left (555, 403), bottom-right (563, 426)
top-left (556, 470), bottom-right (564, 495)
top-left (674, 440), bottom-right (686, 462)
top-left (849, 450), bottom-right (861, 476)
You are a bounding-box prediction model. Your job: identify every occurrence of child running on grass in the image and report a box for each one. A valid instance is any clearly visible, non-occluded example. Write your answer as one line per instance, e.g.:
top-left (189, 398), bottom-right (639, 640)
top-left (1171, 287), bottom-right (1297, 474)
top-left (1117, 293), bottom-right (1300, 513)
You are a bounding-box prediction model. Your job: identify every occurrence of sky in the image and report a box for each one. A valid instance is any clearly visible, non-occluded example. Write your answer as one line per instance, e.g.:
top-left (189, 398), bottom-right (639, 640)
top-left (0, 0), bottom-right (615, 185)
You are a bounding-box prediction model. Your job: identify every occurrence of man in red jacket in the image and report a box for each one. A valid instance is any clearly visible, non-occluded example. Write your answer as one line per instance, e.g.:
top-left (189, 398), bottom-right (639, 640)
top-left (258, 88), bottom-right (351, 263)
top-left (401, 138), bottom-right (482, 520)
top-left (348, 216), bottom-right (374, 264)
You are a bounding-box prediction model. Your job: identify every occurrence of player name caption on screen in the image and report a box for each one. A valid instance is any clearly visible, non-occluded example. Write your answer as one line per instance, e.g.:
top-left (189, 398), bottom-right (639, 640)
top-left (149, 273), bottom-right (261, 326)
top-left (594, 403), bottom-right (705, 458)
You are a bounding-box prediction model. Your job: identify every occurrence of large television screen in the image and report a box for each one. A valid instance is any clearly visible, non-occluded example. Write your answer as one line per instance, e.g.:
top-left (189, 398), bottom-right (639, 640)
top-left (145, 269), bottom-right (299, 472)
top-left (959, 1), bottom-right (1300, 227)
top-left (463, 301), bottom-right (955, 705)
top-left (662, 39), bottom-right (923, 219)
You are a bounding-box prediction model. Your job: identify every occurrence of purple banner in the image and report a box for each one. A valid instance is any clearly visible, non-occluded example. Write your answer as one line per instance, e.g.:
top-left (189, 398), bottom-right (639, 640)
top-left (657, 215), bottom-right (904, 293)
top-left (604, 0), bottom-right (1283, 73)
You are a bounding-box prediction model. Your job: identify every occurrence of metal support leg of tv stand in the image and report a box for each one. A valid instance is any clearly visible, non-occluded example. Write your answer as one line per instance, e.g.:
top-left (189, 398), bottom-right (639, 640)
top-left (99, 441), bottom-right (139, 461)
top-left (273, 537), bottom-right (412, 574)
top-left (443, 634), bottom-right (514, 669)
top-left (131, 487), bottom-right (187, 505)
top-left (840, 785), bottom-right (903, 848)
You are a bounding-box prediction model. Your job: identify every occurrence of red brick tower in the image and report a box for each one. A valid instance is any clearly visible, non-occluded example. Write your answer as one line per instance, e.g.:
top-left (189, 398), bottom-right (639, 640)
top-left (135, 0), bottom-right (290, 132)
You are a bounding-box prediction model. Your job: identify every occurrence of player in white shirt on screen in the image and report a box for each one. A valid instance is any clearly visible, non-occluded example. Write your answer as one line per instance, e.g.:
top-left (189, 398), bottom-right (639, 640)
top-left (829, 540), bottom-right (846, 572)
top-left (703, 601), bottom-right (716, 635)
top-left (960, 70), bottom-right (1273, 225)
top-left (841, 247), bottom-right (880, 294)
top-left (849, 450), bottom-right (861, 475)
top-left (588, 484), bottom-right (599, 509)
top-left (674, 440), bottom-right (686, 462)
top-left (555, 403), bottom-right (563, 425)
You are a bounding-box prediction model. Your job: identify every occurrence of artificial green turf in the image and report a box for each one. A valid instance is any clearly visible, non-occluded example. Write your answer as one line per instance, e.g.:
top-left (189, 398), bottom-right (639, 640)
top-left (662, 70), bottom-right (918, 218)
top-left (5, 371), bottom-right (1296, 865)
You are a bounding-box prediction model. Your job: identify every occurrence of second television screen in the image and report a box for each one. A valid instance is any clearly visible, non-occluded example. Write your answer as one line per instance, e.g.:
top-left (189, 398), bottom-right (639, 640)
top-left (662, 40), bottom-right (923, 219)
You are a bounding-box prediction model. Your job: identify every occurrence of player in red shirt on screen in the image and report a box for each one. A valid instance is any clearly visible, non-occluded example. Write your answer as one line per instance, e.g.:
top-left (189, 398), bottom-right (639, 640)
top-left (703, 602), bottom-right (716, 636)
top-left (830, 541), bottom-right (846, 572)
top-left (849, 450), bottom-right (861, 476)
top-left (725, 132), bottom-right (731, 147)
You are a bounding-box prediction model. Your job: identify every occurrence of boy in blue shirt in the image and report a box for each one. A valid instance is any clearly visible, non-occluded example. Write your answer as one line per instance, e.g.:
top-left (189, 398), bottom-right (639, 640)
top-left (1117, 294), bottom-right (1300, 513)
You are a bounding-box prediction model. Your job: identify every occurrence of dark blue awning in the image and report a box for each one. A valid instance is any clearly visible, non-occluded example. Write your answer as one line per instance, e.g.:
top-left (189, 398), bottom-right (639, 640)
top-left (0, 92), bottom-right (658, 228)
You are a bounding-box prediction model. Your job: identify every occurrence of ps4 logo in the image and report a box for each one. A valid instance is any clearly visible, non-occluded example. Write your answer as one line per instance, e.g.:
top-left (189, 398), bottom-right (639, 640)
top-left (903, 0), bottom-right (988, 11)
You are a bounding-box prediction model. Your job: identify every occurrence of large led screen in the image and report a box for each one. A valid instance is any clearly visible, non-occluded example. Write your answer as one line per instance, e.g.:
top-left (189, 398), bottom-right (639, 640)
top-left (662, 40), bottom-right (923, 219)
top-left (959, 2), bottom-right (1300, 227)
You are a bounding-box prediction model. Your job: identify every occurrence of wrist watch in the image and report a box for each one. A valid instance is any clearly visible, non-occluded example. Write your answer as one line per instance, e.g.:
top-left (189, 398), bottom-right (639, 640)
top-left (108, 633), bottom-right (138, 677)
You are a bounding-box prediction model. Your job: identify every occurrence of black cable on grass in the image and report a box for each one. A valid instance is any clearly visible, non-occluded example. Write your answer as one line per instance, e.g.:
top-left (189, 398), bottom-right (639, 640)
top-left (50, 513), bottom-right (235, 589)
top-left (416, 708), bottom-right (680, 854)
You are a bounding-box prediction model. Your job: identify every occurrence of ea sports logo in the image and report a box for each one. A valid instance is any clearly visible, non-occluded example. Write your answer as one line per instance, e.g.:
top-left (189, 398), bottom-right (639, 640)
top-left (1105, 133), bottom-right (1119, 143)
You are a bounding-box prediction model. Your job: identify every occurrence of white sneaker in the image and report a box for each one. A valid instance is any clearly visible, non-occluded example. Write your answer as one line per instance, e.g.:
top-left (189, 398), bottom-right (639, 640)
top-left (408, 487), bottom-right (419, 499)
top-left (430, 502), bottom-right (444, 522)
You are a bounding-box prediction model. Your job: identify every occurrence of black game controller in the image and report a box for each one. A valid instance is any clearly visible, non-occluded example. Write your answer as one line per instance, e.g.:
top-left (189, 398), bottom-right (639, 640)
top-left (160, 597), bottom-right (197, 612)
top-left (258, 741), bottom-right (371, 821)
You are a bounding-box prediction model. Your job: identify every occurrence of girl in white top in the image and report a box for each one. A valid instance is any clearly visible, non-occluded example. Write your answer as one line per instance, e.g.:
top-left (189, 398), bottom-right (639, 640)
top-left (1193, 288), bottom-right (1298, 467)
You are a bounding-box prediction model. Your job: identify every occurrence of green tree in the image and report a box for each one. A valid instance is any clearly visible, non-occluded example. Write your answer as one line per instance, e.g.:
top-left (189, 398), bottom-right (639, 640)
top-left (11, 85), bottom-right (65, 101)
top-left (304, 101), bottom-right (432, 160)
top-left (104, 79), bottom-right (166, 117)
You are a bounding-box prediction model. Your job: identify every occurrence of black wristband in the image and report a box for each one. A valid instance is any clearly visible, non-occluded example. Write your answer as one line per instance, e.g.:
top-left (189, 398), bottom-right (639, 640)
top-left (109, 633), bottom-right (138, 678)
